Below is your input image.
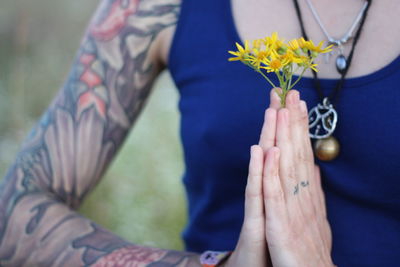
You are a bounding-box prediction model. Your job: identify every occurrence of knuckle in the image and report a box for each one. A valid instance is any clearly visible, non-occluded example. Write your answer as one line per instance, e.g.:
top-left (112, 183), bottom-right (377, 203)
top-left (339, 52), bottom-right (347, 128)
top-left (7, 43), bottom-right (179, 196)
top-left (287, 165), bottom-right (297, 181)
top-left (245, 180), bottom-right (261, 199)
top-left (296, 150), bottom-right (308, 163)
top-left (264, 188), bottom-right (284, 202)
top-left (265, 107), bottom-right (276, 118)
top-left (263, 176), bottom-right (284, 201)
top-left (299, 108), bottom-right (309, 121)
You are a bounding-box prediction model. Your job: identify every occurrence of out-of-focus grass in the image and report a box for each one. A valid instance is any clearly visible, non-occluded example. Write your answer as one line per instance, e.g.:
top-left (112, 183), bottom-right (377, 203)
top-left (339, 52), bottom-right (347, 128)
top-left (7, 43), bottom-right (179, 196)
top-left (0, 0), bottom-right (185, 250)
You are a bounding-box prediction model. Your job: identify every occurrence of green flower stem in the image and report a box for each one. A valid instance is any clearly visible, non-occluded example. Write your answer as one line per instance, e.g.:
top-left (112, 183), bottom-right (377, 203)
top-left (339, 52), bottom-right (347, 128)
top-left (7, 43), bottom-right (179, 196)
top-left (250, 60), bottom-right (314, 107)
top-left (279, 93), bottom-right (286, 107)
top-left (276, 71), bottom-right (284, 88)
top-left (275, 71), bottom-right (289, 107)
top-left (288, 67), bottom-right (307, 90)
top-left (287, 64), bottom-right (294, 90)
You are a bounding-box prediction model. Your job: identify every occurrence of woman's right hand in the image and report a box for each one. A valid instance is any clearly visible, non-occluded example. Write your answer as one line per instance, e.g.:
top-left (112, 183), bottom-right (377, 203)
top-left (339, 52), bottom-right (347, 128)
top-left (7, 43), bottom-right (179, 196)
top-left (261, 90), bottom-right (334, 267)
top-left (224, 90), bottom-right (281, 267)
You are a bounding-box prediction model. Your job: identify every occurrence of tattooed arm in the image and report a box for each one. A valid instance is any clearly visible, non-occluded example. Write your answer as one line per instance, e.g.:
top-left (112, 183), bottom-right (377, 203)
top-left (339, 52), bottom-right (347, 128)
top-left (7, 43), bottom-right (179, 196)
top-left (0, 0), bottom-right (202, 266)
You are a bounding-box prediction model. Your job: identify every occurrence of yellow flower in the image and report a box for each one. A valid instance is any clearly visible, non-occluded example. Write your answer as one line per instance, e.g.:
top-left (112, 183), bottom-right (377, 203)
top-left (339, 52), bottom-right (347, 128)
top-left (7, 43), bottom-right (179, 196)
top-left (266, 58), bottom-right (283, 72)
top-left (305, 61), bottom-right (318, 72)
top-left (227, 33), bottom-right (330, 107)
top-left (249, 49), bottom-right (270, 69)
top-left (253, 39), bottom-right (263, 50)
top-left (298, 37), bottom-right (308, 49)
top-left (281, 49), bottom-right (303, 64)
top-left (310, 63), bottom-right (318, 72)
top-left (304, 40), bottom-right (332, 55)
top-left (261, 54), bottom-right (290, 72)
top-left (238, 40), bottom-right (251, 53)
top-left (228, 51), bottom-right (244, 61)
top-left (228, 41), bottom-right (251, 61)
top-left (288, 39), bottom-right (303, 56)
top-left (264, 32), bottom-right (285, 50)
top-left (288, 39), bottom-right (300, 50)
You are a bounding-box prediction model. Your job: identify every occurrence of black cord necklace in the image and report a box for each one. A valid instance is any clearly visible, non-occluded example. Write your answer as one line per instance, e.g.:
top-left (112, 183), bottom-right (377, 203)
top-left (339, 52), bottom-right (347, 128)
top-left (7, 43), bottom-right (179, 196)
top-left (292, 0), bottom-right (372, 161)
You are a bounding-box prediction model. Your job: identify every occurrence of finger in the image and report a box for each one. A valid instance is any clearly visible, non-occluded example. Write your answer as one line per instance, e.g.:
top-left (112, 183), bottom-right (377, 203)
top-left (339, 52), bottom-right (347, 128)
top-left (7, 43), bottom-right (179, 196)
top-left (299, 100), bottom-right (314, 171)
top-left (258, 108), bottom-right (277, 152)
top-left (313, 165), bottom-right (333, 250)
top-left (286, 91), bottom-right (314, 215)
top-left (269, 88), bottom-right (282, 110)
top-left (263, 147), bottom-right (286, 222)
top-left (313, 165), bottom-right (327, 218)
top-left (258, 87), bottom-right (282, 152)
top-left (286, 91), bottom-right (314, 179)
top-left (275, 108), bottom-right (297, 200)
top-left (311, 164), bottom-right (327, 237)
top-left (244, 145), bottom-right (265, 222)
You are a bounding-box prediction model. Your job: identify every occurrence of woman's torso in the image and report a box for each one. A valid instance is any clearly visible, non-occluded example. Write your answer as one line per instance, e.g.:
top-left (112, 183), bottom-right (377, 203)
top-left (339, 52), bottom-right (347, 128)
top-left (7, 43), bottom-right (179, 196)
top-left (156, 0), bottom-right (400, 266)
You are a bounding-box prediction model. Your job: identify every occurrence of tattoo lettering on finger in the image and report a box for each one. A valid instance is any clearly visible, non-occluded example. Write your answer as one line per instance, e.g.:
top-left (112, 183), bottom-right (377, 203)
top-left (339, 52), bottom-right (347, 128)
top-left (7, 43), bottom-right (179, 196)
top-left (293, 181), bottom-right (310, 195)
top-left (300, 181), bottom-right (310, 187)
top-left (294, 184), bottom-right (299, 195)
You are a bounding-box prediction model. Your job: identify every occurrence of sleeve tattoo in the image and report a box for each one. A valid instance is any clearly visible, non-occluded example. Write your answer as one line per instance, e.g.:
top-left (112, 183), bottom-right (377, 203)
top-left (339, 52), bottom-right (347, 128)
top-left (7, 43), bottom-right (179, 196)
top-left (0, 0), bottom-right (200, 266)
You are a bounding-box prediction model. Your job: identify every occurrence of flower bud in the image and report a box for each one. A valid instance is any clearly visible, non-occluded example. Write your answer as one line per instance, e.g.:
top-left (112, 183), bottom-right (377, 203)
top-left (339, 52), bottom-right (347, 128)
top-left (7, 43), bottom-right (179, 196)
top-left (277, 46), bottom-right (287, 55)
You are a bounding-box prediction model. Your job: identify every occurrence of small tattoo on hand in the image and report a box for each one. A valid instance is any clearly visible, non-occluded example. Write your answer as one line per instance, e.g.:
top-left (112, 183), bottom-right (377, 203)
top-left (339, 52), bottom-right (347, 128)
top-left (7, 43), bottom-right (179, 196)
top-left (294, 184), bottom-right (299, 195)
top-left (300, 181), bottom-right (310, 187)
top-left (294, 181), bottom-right (309, 195)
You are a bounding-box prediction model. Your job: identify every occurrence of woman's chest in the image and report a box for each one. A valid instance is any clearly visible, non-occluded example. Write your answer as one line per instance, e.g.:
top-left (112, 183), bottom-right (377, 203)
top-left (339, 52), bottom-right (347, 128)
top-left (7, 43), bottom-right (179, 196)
top-left (231, 0), bottom-right (400, 79)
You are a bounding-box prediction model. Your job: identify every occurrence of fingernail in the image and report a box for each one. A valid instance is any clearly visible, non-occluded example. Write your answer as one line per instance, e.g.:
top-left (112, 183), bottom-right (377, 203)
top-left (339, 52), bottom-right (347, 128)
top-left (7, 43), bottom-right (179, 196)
top-left (275, 87), bottom-right (283, 94)
top-left (272, 90), bottom-right (280, 101)
top-left (286, 91), bottom-right (298, 106)
top-left (300, 101), bottom-right (307, 113)
top-left (251, 145), bottom-right (256, 155)
top-left (293, 90), bottom-right (300, 102)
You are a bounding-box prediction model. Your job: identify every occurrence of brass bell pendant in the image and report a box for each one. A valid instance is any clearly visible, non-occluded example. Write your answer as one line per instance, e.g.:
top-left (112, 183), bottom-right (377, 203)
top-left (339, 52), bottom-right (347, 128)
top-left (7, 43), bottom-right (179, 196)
top-left (313, 136), bottom-right (340, 161)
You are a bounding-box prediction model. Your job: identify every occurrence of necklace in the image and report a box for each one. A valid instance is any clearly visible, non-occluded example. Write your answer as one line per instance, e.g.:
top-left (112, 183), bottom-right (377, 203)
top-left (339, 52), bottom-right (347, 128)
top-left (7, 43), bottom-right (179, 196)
top-left (305, 0), bottom-right (369, 74)
top-left (292, 0), bottom-right (372, 161)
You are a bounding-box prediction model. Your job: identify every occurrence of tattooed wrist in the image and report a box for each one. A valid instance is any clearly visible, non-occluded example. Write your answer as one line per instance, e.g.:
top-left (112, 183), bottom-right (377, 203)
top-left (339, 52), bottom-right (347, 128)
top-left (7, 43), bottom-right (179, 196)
top-left (91, 247), bottom-right (201, 267)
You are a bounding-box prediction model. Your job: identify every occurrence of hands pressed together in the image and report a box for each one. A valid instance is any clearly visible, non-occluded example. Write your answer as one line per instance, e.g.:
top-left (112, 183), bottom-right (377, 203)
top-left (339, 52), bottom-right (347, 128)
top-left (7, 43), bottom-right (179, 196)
top-left (225, 89), bottom-right (334, 267)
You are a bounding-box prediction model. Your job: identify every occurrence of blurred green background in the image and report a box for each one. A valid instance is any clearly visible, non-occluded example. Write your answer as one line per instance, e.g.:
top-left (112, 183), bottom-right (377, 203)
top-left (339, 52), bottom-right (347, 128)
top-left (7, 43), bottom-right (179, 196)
top-left (0, 0), bottom-right (186, 250)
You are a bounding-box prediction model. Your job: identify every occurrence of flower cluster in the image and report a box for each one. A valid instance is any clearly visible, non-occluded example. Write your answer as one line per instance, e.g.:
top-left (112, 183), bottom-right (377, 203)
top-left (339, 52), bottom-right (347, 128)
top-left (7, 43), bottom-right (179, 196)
top-left (228, 32), bottom-right (332, 106)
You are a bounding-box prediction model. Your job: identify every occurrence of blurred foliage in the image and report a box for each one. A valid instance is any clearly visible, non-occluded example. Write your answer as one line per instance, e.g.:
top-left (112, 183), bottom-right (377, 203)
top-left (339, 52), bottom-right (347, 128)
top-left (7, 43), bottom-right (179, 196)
top-left (0, 0), bottom-right (185, 250)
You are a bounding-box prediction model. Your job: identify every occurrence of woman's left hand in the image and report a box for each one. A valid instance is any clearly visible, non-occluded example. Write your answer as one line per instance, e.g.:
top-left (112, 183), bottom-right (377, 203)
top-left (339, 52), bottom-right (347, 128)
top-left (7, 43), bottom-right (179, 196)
top-left (255, 89), bottom-right (334, 267)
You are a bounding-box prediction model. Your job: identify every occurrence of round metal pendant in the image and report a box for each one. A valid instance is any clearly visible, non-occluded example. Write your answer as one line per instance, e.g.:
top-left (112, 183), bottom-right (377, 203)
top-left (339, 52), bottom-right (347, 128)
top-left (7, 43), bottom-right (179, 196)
top-left (309, 97), bottom-right (338, 139)
top-left (336, 54), bottom-right (347, 74)
top-left (314, 136), bottom-right (340, 161)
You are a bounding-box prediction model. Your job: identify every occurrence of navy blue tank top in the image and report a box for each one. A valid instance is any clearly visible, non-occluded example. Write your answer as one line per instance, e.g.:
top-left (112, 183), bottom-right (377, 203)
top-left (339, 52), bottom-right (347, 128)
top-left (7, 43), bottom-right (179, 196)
top-left (168, 1), bottom-right (400, 266)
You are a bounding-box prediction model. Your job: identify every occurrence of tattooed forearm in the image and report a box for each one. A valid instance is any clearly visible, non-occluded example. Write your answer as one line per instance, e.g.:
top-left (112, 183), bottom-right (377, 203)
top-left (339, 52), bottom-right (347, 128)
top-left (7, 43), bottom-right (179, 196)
top-left (0, 0), bottom-right (197, 266)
